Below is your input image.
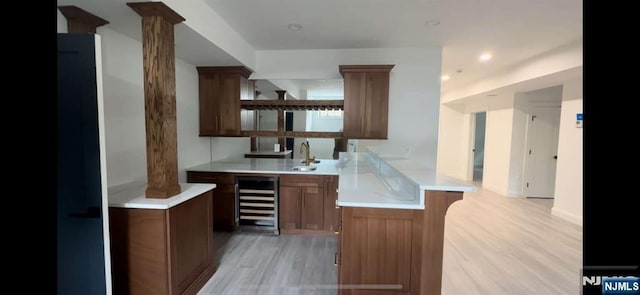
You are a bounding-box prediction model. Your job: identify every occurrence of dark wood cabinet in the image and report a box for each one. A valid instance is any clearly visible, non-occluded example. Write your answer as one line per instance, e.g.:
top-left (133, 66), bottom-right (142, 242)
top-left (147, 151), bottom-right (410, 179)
top-left (278, 174), bottom-right (337, 234)
top-left (186, 171), bottom-right (338, 235)
top-left (187, 171), bottom-right (237, 231)
top-left (197, 66), bottom-right (252, 136)
top-left (338, 190), bottom-right (463, 295)
top-left (109, 191), bottom-right (215, 295)
top-left (340, 65), bottom-right (394, 139)
top-left (324, 175), bottom-right (340, 232)
top-left (339, 207), bottom-right (423, 295)
top-left (279, 185), bottom-right (302, 230)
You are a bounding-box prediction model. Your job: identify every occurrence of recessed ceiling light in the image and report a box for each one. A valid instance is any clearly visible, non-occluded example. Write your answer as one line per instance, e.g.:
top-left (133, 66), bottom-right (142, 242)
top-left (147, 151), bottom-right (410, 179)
top-left (288, 23), bottom-right (303, 31)
top-left (479, 53), bottom-right (493, 62)
top-left (441, 75), bottom-right (450, 81)
top-left (425, 20), bottom-right (440, 27)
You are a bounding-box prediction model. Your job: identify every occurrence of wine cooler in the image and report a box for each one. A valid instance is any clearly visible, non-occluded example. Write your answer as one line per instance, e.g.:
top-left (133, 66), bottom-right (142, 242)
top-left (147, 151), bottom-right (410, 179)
top-left (236, 176), bottom-right (279, 234)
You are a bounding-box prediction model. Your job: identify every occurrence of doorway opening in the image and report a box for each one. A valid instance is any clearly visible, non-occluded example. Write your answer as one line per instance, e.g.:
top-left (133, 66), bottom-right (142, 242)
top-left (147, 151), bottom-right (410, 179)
top-left (471, 112), bottom-right (486, 183)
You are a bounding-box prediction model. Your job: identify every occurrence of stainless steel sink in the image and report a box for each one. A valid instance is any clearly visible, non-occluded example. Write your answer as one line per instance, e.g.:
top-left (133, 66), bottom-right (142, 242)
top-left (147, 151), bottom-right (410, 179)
top-left (292, 166), bottom-right (317, 172)
top-left (300, 160), bottom-right (321, 164)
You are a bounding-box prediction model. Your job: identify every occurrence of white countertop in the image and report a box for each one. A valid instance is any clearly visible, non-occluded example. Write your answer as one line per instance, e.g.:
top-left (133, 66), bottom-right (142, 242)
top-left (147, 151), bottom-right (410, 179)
top-left (185, 152), bottom-right (475, 210)
top-left (187, 158), bottom-right (340, 175)
top-left (108, 181), bottom-right (216, 209)
top-left (335, 152), bottom-right (475, 210)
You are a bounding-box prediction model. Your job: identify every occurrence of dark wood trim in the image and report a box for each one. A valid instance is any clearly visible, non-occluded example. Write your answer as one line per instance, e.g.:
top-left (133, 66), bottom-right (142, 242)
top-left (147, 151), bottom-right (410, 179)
top-left (58, 6), bottom-right (109, 33)
top-left (275, 90), bottom-right (287, 100)
top-left (280, 228), bottom-right (335, 236)
top-left (196, 66), bottom-right (252, 78)
top-left (276, 91), bottom-right (286, 151)
top-left (128, 1), bottom-right (184, 198)
top-left (244, 153), bottom-right (290, 159)
top-left (339, 65), bottom-right (395, 76)
top-left (181, 264), bottom-right (216, 295)
top-left (419, 190), bottom-right (463, 294)
top-left (126, 2), bottom-right (185, 24)
top-left (250, 137), bottom-right (258, 151)
top-left (240, 131), bottom-right (343, 138)
top-left (240, 99), bottom-right (344, 111)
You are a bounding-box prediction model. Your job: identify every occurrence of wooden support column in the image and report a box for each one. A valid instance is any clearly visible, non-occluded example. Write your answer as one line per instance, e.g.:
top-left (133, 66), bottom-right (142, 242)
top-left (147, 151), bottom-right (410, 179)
top-left (127, 2), bottom-right (185, 199)
top-left (420, 190), bottom-right (463, 294)
top-left (58, 6), bottom-right (109, 34)
top-left (275, 90), bottom-right (286, 151)
top-left (250, 89), bottom-right (259, 152)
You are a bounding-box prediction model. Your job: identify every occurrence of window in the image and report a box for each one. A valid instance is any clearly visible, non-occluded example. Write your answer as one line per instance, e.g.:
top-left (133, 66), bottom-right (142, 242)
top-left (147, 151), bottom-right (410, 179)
top-left (318, 110), bottom-right (343, 117)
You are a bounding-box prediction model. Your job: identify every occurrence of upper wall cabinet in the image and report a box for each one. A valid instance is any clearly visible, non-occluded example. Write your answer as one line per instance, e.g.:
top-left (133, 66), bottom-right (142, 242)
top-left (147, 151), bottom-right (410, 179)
top-left (197, 66), bottom-right (254, 136)
top-left (340, 65), bottom-right (394, 139)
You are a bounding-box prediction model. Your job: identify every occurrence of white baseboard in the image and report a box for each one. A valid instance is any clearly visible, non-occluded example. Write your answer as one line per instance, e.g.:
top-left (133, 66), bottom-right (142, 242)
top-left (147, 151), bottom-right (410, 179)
top-left (551, 207), bottom-right (582, 226)
top-left (507, 190), bottom-right (522, 197)
top-left (483, 184), bottom-right (509, 197)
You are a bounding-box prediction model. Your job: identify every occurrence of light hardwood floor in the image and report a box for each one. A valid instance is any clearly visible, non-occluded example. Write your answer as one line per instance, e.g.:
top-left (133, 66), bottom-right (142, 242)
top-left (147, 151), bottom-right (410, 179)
top-left (197, 187), bottom-right (582, 295)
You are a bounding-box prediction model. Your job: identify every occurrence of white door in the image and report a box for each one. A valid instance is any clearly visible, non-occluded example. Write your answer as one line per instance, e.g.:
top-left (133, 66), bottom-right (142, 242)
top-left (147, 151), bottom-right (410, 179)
top-left (523, 107), bottom-right (561, 198)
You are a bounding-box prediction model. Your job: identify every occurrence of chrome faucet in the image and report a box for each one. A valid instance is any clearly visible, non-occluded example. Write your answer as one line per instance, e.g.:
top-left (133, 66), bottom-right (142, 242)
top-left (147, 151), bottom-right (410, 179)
top-left (300, 140), bottom-right (316, 166)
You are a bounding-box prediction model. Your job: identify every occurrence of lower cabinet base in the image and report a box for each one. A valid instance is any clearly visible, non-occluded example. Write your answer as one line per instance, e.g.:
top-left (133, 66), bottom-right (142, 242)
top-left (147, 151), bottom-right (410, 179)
top-left (109, 191), bottom-right (215, 295)
top-left (280, 228), bottom-right (336, 236)
top-left (338, 190), bottom-right (463, 295)
top-left (180, 263), bottom-right (216, 295)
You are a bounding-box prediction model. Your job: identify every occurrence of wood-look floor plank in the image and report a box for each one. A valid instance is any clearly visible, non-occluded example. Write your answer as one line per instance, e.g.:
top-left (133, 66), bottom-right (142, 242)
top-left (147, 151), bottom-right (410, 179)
top-left (197, 187), bottom-right (581, 295)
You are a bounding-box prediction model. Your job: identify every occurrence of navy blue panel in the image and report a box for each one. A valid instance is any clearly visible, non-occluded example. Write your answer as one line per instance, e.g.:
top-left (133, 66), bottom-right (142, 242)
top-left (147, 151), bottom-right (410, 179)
top-left (57, 33), bottom-right (107, 295)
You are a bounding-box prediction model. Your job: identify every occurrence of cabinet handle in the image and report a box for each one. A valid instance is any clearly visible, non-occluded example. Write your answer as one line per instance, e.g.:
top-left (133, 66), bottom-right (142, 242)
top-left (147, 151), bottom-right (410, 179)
top-left (334, 252), bottom-right (338, 266)
top-left (336, 188), bottom-right (339, 193)
top-left (334, 231), bottom-right (339, 235)
top-left (335, 199), bottom-right (339, 209)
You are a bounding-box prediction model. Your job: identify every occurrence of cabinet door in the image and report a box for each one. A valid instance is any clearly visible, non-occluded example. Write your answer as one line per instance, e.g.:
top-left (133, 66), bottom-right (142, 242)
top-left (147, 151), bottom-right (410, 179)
top-left (198, 73), bottom-right (220, 136)
top-left (342, 72), bottom-right (367, 138)
top-left (301, 186), bottom-right (324, 230)
top-left (340, 65), bottom-right (393, 140)
top-left (279, 186), bottom-right (302, 230)
top-left (340, 207), bottom-right (423, 294)
top-left (323, 175), bottom-right (339, 232)
top-left (169, 191), bottom-right (214, 295)
top-left (197, 67), bottom-right (251, 137)
top-left (186, 172), bottom-right (237, 231)
top-left (213, 184), bottom-right (237, 231)
top-left (218, 74), bottom-right (242, 136)
top-left (364, 71), bottom-right (389, 139)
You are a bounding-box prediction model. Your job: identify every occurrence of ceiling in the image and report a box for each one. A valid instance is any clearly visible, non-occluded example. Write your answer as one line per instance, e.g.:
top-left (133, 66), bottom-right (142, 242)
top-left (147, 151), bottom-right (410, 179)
top-left (58, 0), bottom-right (582, 96)
top-left (203, 0), bottom-right (583, 93)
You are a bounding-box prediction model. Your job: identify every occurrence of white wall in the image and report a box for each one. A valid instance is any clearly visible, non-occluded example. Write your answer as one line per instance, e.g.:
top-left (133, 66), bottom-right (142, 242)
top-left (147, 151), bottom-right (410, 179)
top-left (254, 47), bottom-right (442, 168)
top-left (98, 27), bottom-right (147, 186)
top-left (57, 10), bottom-right (67, 33)
top-left (552, 78), bottom-right (583, 225)
top-left (482, 106), bottom-right (515, 196)
top-left (436, 105), bottom-right (471, 180)
top-left (175, 58), bottom-right (213, 177)
top-left (92, 26), bottom-right (211, 186)
top-left (507, 106), bottom-right (529, 196)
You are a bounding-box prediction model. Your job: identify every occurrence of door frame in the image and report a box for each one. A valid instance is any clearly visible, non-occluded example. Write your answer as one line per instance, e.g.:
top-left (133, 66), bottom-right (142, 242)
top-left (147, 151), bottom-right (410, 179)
top-left (467, 109), bottom-right (488, 182)
top-left (522, 107), bottom-right (561, 198)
